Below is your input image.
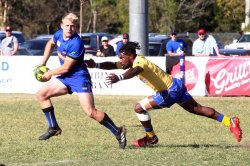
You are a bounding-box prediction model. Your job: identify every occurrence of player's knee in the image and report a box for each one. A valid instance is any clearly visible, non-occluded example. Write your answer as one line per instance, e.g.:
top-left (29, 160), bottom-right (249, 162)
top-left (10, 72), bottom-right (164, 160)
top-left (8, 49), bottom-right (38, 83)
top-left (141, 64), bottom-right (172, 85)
top-left (83, 108), bottom-right (96, 118)
top-left (134, 103), bottom-right (144, 113)
top-left (36, 90), bottom-right (46, 101)
top-left (84, 109), bottom-right (94, 118)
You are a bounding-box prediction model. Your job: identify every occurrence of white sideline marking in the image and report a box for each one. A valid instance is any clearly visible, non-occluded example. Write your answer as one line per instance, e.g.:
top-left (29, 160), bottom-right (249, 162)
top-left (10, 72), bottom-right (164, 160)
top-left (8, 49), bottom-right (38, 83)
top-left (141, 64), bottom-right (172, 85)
top-left (9, 159), bottom-right (81, 166)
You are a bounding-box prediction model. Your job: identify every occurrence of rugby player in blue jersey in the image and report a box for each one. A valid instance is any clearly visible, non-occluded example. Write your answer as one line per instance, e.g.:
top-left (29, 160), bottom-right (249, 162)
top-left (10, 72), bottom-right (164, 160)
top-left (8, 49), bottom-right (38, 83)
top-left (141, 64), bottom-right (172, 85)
top-left (86, 41), bottom-right (242, 147)
top-left (35, 13), bottom-right (126, 149)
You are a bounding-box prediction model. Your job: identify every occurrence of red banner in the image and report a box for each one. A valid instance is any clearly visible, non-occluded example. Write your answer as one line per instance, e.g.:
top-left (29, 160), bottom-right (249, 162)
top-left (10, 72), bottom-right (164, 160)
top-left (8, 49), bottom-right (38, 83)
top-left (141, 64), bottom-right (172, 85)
top-left (171, 57), bottom-right (250, 96)
top-left (171, 60), bottom-right (199, 91)
top-left (205, 57), bottom-right (250, 96)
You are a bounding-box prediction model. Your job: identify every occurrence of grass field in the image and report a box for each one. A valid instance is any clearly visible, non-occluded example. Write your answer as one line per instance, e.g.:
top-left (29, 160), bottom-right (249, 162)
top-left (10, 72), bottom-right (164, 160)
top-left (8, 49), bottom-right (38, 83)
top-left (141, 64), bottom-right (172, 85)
top-left (0, 94), bottom-right (250, 166)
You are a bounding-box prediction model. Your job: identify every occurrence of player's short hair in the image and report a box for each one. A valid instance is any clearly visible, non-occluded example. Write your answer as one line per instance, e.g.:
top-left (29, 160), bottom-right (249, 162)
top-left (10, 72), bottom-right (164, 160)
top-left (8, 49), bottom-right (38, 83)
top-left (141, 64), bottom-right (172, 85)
top-left (119, 42), bottom-right (140, 56)
top-left (62, 13), bottom-right (78, 24)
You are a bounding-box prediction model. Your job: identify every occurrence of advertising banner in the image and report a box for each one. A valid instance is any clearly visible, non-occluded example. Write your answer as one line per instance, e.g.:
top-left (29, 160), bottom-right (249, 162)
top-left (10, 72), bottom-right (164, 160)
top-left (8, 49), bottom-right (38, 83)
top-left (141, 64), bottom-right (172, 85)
top-left (205, 57), bottom-right (250, 96)
top-left (171, 57), bottom-right (250, 96)
top-left (0, 56), bottom-right (249, 96)
top-left (171, 57), bottom-right (209, 96)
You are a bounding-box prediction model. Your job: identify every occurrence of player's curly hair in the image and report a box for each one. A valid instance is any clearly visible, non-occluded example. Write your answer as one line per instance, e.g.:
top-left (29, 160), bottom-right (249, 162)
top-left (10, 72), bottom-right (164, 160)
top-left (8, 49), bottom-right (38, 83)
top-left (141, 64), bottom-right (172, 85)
top-left (119, 42), bottom-right (140, 56)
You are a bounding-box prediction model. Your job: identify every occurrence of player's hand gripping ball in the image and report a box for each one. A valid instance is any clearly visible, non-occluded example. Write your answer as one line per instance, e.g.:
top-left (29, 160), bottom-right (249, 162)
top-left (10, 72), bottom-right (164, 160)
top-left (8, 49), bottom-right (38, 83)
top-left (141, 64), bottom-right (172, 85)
top-left (34, 66), bottom-right (50, 82)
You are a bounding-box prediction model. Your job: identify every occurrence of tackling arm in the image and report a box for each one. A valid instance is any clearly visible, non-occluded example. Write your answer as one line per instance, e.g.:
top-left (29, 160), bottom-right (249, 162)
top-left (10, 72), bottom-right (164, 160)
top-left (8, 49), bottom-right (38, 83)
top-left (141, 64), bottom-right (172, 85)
top-left (123, 66), bottom-right (143, 79)
top-left (85, 59), bottom-right (118, 70)
top-left (106, 66), bottom-right (143, 84)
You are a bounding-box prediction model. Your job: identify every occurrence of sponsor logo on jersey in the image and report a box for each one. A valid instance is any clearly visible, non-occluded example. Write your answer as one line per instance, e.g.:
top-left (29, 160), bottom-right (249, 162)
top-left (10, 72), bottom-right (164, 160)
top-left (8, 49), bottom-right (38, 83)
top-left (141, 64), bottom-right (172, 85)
top-left (57, 41), bottom-right (60, 47)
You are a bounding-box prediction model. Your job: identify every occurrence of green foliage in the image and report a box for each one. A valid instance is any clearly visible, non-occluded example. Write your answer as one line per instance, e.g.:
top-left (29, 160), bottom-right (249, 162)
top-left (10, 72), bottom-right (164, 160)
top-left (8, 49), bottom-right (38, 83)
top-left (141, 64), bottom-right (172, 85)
top-left (0, 0), bottom-right (247, 37)
top-left (214, 0), bottom-right (245, 32)
top-left (149, 0), bottom-right (178, 34)
top-left (0, 94), bottom-right (250, 165)
top-left (175, 1), bottom-right (216, 32)
top-left (95, 0), bottom-right (128, 34)
top-left (113, 0), bottom-right (129, 33)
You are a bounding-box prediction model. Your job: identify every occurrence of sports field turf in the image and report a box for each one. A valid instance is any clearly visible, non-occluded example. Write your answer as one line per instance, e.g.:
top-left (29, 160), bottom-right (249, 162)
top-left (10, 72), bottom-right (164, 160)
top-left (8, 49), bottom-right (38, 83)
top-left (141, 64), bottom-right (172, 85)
top-left (0, 94), bottom-right (249, 165)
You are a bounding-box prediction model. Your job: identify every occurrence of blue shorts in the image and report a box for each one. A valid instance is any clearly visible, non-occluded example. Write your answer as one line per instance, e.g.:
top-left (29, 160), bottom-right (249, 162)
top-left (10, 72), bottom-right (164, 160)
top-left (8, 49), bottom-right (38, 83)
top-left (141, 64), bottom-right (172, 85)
top-left (152, 77), bottom-right (192, 108)
top-left (56, 74), bottom-right (92, 94)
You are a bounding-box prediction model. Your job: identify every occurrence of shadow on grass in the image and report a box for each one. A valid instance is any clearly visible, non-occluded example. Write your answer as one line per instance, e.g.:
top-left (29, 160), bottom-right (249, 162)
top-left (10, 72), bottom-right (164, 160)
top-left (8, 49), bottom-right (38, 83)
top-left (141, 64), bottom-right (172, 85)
top-left (128, 124), bottom-right (143, 127)
top-left (126, 144), bottom-right (242, 149)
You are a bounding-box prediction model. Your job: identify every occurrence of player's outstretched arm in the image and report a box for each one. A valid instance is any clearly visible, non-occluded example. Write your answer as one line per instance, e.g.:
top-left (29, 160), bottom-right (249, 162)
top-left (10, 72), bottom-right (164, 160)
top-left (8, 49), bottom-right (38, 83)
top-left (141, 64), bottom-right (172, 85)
top-left (106, 66), bottom-right (143, 84)
top-left (85, 59), bottom-right (118, 70)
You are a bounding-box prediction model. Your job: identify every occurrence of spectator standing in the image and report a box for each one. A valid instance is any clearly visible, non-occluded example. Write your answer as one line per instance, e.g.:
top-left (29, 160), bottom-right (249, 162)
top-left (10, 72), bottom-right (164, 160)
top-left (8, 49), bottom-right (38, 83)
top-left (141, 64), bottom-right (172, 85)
top-left (116, 33), bottom-right (129, 56)
top-left (165, 31), bottom-right (187, 74)
top-left (166, 31), bottom-right (186, 56)
top-left (1, 26), bottom-right (19, 56)
top-left (192, 28), bottom-right (223, 57)
top-left (96, 36), bottom-right (115, 57)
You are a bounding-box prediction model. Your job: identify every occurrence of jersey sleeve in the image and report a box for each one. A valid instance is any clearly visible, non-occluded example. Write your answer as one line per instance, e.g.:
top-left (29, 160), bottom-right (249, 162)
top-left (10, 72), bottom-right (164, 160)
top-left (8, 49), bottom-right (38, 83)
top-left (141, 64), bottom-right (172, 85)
top-left (13, 37), bottom-right (18, 44)
top-left (67, 39), bottom-right (85, 60)
top-left (53, 30), bottom-right (61, 44)
top-left (116, 41), bottom-right (122, 55)
top-left (132, 56), bottom-right (146, 69)
top-left (166, 41), bottom-right (172, 52)
top-left (208, 35), bottom-right (217, 47)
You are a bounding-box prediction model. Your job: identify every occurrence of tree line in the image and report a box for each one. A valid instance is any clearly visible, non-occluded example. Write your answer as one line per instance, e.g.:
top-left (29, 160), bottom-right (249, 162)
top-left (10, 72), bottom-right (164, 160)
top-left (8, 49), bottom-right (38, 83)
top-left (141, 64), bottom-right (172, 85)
top-left (0, 0), bottom-right (245, 38)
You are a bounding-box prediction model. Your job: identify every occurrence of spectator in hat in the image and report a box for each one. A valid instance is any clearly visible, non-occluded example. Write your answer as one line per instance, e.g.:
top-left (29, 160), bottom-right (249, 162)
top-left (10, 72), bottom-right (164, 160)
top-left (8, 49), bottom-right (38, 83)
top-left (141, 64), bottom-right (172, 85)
top-left (115, 33), bottom-right (129, 56)
top-left (166, 31), bottom-right (187, 56)
top-left (1, 26), bottom-right (19, 56)
top-left (96, 36), bottom-right (115, 57)
top-left (192, 28), bottom-right (224, 57)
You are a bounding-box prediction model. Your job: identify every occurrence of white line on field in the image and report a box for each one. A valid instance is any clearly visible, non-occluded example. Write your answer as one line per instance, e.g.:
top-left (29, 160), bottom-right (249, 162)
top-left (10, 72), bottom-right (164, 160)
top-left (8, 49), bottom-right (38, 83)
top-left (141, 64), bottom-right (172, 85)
top-left (9, 159), bottom-right (81, 166)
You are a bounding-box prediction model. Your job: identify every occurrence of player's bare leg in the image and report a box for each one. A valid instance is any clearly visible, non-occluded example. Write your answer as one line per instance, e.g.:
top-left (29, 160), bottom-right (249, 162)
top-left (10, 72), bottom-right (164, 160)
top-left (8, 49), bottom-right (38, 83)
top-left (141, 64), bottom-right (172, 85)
top-left (36, 79), bottom-right (67, 140)
top-left (133, 96), bottom-right (159, 147)
top-left (78, 93), bottom-right (126, 149)
top-left (179, 97), bottom-right (242, 142)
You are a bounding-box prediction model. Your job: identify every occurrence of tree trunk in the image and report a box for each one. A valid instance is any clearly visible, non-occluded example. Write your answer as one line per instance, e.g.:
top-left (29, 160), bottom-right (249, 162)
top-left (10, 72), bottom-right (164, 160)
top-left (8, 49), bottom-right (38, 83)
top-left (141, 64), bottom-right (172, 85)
top-left (0, 0), bottom-right (8, 29)
top-left (86, 15), bottom-right (92, 32)
top-left (46, 23), bottom-right (50, 34)
top-left (3, 0), bottom-right (7, 23)
top-left (92, 8), bottom-right (97, 33)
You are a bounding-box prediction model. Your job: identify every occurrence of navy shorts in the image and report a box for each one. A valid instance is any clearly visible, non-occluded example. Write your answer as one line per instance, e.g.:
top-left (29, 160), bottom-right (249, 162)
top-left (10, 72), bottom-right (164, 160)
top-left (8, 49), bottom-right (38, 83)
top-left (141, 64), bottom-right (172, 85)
top-left (56, 74), bottom-right (92, 94)
top-left (152, 77), bottom-right (192, 108)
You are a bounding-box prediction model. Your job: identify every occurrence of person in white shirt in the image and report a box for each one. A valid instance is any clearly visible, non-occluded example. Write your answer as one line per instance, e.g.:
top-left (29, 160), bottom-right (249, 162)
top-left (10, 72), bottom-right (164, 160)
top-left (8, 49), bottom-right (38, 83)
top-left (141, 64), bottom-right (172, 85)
top-left (192, 28), bottom-right (223, 57)
top-left (1, 26), bottom-right (19, 56)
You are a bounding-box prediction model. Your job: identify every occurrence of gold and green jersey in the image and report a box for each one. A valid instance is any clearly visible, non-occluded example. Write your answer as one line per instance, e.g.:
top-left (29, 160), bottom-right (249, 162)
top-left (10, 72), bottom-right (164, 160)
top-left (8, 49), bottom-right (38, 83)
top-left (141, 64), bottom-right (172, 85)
top-left (116, 55), bottom-right (172, 92)
top-left (132, 55), bottom-right (173, 91)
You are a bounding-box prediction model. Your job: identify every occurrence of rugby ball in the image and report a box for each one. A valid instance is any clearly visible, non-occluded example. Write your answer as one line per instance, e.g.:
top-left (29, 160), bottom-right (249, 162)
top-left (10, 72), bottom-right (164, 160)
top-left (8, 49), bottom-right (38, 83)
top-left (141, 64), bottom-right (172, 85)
top-left (34, 66), bottom-right (50, 82)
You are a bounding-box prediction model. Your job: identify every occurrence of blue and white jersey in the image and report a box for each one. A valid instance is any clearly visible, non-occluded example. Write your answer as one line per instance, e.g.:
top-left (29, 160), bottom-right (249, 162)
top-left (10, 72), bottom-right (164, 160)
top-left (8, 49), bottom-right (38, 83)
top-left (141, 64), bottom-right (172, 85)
top-left (116, 41), bottom-right (123, 56)
top-left (53, 29), bottom-right (89, 77)
top-left (166, 39), bottom-right (186, 55)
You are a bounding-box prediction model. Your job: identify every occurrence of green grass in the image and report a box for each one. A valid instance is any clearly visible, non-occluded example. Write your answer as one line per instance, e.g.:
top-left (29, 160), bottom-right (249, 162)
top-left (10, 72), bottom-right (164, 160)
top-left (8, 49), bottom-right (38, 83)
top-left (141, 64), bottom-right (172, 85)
top-left (0, 94), bottom-right (250, 166)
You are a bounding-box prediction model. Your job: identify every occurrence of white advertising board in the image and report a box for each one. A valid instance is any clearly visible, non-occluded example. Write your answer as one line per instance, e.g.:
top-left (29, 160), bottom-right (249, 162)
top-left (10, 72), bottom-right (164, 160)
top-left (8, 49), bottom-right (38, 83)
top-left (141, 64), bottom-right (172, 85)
top-left (1, 56), bottom-right (248, 96)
